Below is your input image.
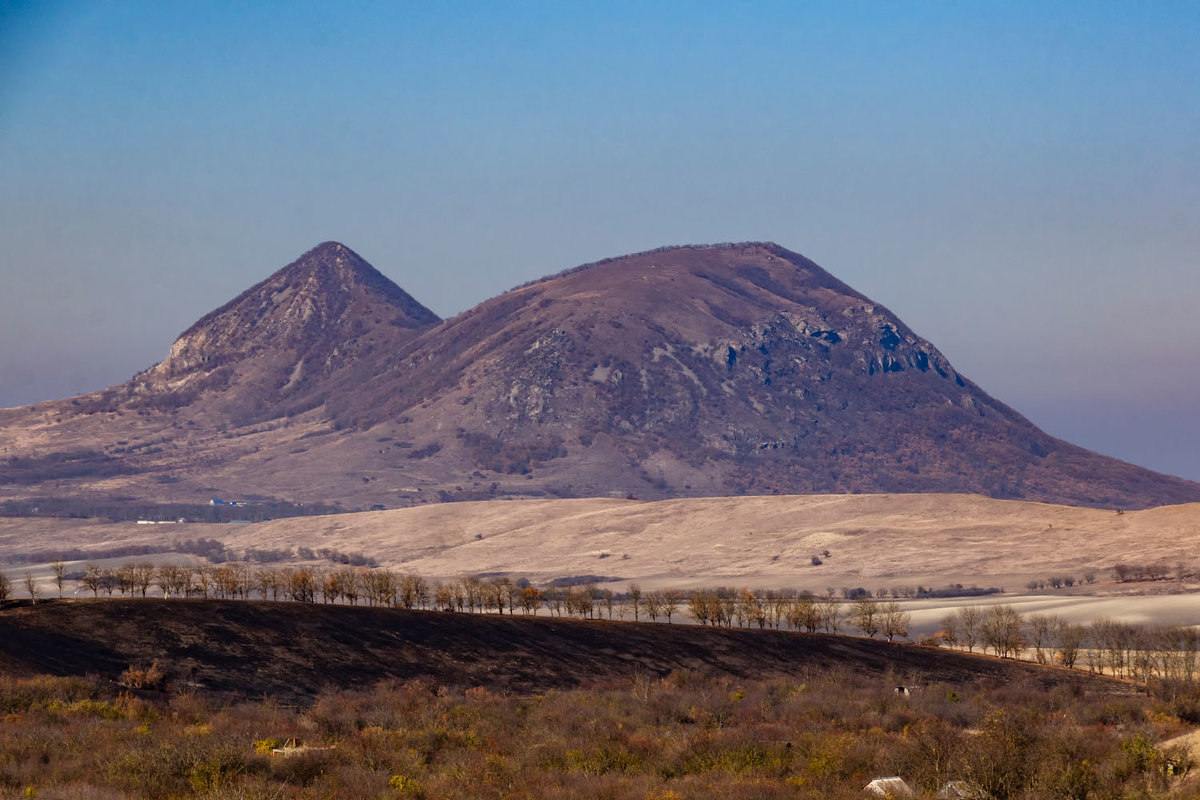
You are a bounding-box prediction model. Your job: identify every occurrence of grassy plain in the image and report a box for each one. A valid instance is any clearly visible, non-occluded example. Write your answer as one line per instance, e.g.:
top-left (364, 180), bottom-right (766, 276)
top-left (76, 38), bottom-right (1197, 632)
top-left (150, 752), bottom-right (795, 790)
top-left (5, 494), bottom-right (1200, 637)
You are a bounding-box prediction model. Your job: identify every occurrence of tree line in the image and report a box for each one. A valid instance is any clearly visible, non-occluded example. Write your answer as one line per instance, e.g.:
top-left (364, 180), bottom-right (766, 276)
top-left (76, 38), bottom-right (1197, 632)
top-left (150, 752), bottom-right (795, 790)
top-left (0, 562), bottom-right (914, 639)
top-left (941, 604), bottom-right (1200, 687)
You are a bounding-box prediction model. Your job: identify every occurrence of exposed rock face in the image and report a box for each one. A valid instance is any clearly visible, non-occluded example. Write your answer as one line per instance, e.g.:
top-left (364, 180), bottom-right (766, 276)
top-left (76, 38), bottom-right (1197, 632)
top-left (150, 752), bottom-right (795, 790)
top-left (1, 241), bottom-right (1198, 511)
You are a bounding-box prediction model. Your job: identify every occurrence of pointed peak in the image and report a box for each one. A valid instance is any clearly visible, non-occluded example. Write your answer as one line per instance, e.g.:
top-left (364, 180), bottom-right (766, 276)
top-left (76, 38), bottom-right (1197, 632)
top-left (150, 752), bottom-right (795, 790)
top-left (278, 240), bottom-right (379, 282)
top-left (259, 242), bottom-right (440, 325)
top-left (147, 243), bottom-right (439, 382)
top-left (294, 240), bottom-right (361, 266)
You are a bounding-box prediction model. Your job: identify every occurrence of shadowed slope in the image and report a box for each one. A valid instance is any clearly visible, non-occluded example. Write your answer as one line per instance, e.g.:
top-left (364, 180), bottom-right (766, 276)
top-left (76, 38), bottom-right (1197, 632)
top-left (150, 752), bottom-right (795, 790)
top-left (0, 599), bottom-right (1116, 700)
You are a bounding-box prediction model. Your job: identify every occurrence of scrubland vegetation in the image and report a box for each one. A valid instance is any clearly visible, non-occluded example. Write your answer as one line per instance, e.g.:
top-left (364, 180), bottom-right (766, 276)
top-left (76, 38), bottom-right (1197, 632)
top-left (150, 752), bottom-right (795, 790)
top-left (2, 660), bottom-right (1198, 799)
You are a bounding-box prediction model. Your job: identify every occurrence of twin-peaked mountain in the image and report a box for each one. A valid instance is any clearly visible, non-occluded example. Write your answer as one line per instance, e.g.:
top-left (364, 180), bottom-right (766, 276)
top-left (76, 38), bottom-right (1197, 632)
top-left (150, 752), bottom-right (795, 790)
top-left (2, 241), bottom-right (1197, 511)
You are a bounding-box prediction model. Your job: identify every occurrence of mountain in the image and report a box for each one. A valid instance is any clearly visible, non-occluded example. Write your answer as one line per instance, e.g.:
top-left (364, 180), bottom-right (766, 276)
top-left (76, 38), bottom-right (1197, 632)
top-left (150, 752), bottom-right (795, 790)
top-left (1, 241), bottom-right (1198, 512)
top-left (126, 241), bottom-right (440, 422)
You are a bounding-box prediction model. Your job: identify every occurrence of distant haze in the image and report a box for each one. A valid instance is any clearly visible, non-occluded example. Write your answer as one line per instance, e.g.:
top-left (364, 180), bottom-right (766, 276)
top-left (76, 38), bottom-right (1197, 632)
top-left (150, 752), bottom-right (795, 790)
top-left (1, 3), bottom-right (1197, 480)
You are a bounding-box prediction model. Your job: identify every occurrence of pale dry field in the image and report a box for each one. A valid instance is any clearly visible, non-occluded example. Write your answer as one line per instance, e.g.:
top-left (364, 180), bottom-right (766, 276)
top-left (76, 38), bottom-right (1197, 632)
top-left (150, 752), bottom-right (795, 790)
top-left (5, 493), bottom-right (1200, 630)
top-left (4, 493), bottom-right (1199, 588)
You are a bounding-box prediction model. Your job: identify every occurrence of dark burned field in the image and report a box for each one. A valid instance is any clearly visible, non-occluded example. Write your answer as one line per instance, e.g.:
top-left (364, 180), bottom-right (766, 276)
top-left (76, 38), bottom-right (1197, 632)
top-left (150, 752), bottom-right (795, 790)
top-left (0, 599), bottom-right (1112, 700)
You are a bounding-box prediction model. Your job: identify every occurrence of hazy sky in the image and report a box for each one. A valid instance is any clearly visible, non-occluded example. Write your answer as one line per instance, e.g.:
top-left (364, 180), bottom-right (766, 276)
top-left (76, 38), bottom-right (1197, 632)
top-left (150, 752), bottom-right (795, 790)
top-left (2, 1), bottom-right (1197, 481)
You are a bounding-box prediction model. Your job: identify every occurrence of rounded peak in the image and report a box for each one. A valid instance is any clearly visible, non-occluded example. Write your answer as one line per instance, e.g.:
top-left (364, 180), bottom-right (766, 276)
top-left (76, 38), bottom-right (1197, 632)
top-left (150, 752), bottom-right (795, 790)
top-left (508, 240), bottom-right (861, 304)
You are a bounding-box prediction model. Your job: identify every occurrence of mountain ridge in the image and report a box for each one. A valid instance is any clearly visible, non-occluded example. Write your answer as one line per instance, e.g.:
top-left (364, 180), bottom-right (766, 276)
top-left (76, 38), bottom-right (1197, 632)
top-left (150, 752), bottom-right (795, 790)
top-left (1, 240), bottom-right (1197, 512)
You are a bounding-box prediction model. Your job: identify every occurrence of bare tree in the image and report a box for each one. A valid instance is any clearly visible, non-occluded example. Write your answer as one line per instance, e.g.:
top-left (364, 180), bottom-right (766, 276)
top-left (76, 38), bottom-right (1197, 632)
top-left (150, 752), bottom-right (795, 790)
top-left (519, 585), bottom-right (543, 615)
top-left (156, 564), bottom-right (187, 597)
top-left (285, 567), bottom-right (316, 603)
top-left (256, 567), bottom-right (281, 600)
top-left (23, 571), bottom-right (38, 603)
top-left (0, 572), bottom-right (11, 601)
top-left (342, 568), bottom-right (366, 605)
top-left (663, 588), bottom-right (681, 623)
top-left (881, 602), bottom-right (910, 642)
top-left (939, 612), bottom-right (959, 648)
top-left (1027, 614), bottom-right (1056, 664)
top-left (1056, 621), bottom-right (1086, 669)
top-left (234, 563), bottom-right (255, 598)
top-left (786, 593), bottom-right (820, 633)
top-left (81, 563), bottom-right (102, 597)
top-left (463, 576), bottom-right (484, 613)
top-left (742, 588), bottom-right (768, 629)
top-left (643, 589), bottom-right (663, 622)
top-left (130, 562), bottom-right (155, 597)
top-left (850, 597), bottom-right (881, 638)
top-left (981, 605), bottom-right (1024, 658)
top-left (628, 583), bottom-right (642, 621)
top-left (192, 565), bottom-right (213, 598)
top-left (600, 588), bottom-right (615, 619)
top-left (398, 573), bottom-right (426, 608)
top-left (435, 582), bottom-right (455, 611)
top-left (818, 592), bottom-right (842, 633)
top-left (321, 570), bottom-right (342, 604)
top-left (958, 606), bottom-right (981, 653)
top-left (543, 586), bottom-right (564, 617)
top-left (51, 561), bottom-right (67, 598)
top-left (688, 589), bottom-right (714, 625)
top-left (115, 564), bottom-right (136, 596)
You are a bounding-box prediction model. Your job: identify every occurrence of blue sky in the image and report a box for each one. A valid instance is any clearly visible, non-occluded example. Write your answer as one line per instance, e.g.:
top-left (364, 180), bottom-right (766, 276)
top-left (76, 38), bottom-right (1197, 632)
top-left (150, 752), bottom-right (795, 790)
top-left (1, 1), bottom-right (1198, 480)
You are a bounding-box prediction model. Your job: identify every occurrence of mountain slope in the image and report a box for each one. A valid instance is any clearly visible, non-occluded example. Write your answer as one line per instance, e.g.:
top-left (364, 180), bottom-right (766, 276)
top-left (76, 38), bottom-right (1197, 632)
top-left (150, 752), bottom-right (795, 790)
top-left (322, 243), bottom-right (1199, 508)
top-left (1, 241), bottom-right (1197, 511)
top-left (125, 241), bottom-right (440, 422)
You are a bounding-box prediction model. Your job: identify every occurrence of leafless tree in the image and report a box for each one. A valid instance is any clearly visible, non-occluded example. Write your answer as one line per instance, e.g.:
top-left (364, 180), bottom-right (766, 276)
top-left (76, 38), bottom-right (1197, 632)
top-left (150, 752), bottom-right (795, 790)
top-left (23, 571), bottom-right (38, 603)
top-left (850, 597), bottom-right (880, 638)
top-left (982, 605), bottom-right (1024, 658)
top-left (818, 592), bottom-right (842, 633)
top-left (881, 602), bottom-right (910, 642)
top-left (958, 606), bottom-right (981, 653)
top-left (688, 589), bottom-right (714, 625)
top-left (519, 585), bottom-right (543, 615)
top-left (256, 567), bottom-right (281, 600)
top-left (628, 583), bottom-right (642, 621)
top-left (939, 612), bottom-right (959, 648)
top-left (81, 563), bottom-right (102, 597)
top-left (663, 588), bottom-right (681, 623)
top-left (1027, 614), bottom-right (1056, 664)
top-left (600, 588), bottom-right (615, 619)
top-left (1056, 621), bottom-right (1086, 669)
top-left (51, 561), bottom-right (67, 597)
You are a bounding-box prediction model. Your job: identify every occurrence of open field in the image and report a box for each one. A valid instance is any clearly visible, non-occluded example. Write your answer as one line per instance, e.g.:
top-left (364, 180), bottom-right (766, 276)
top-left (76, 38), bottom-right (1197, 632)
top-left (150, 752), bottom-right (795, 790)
top-left (5, 494), bottom-right (1200, 634)
top-left (5, 494), bottom-right (1200, 586)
